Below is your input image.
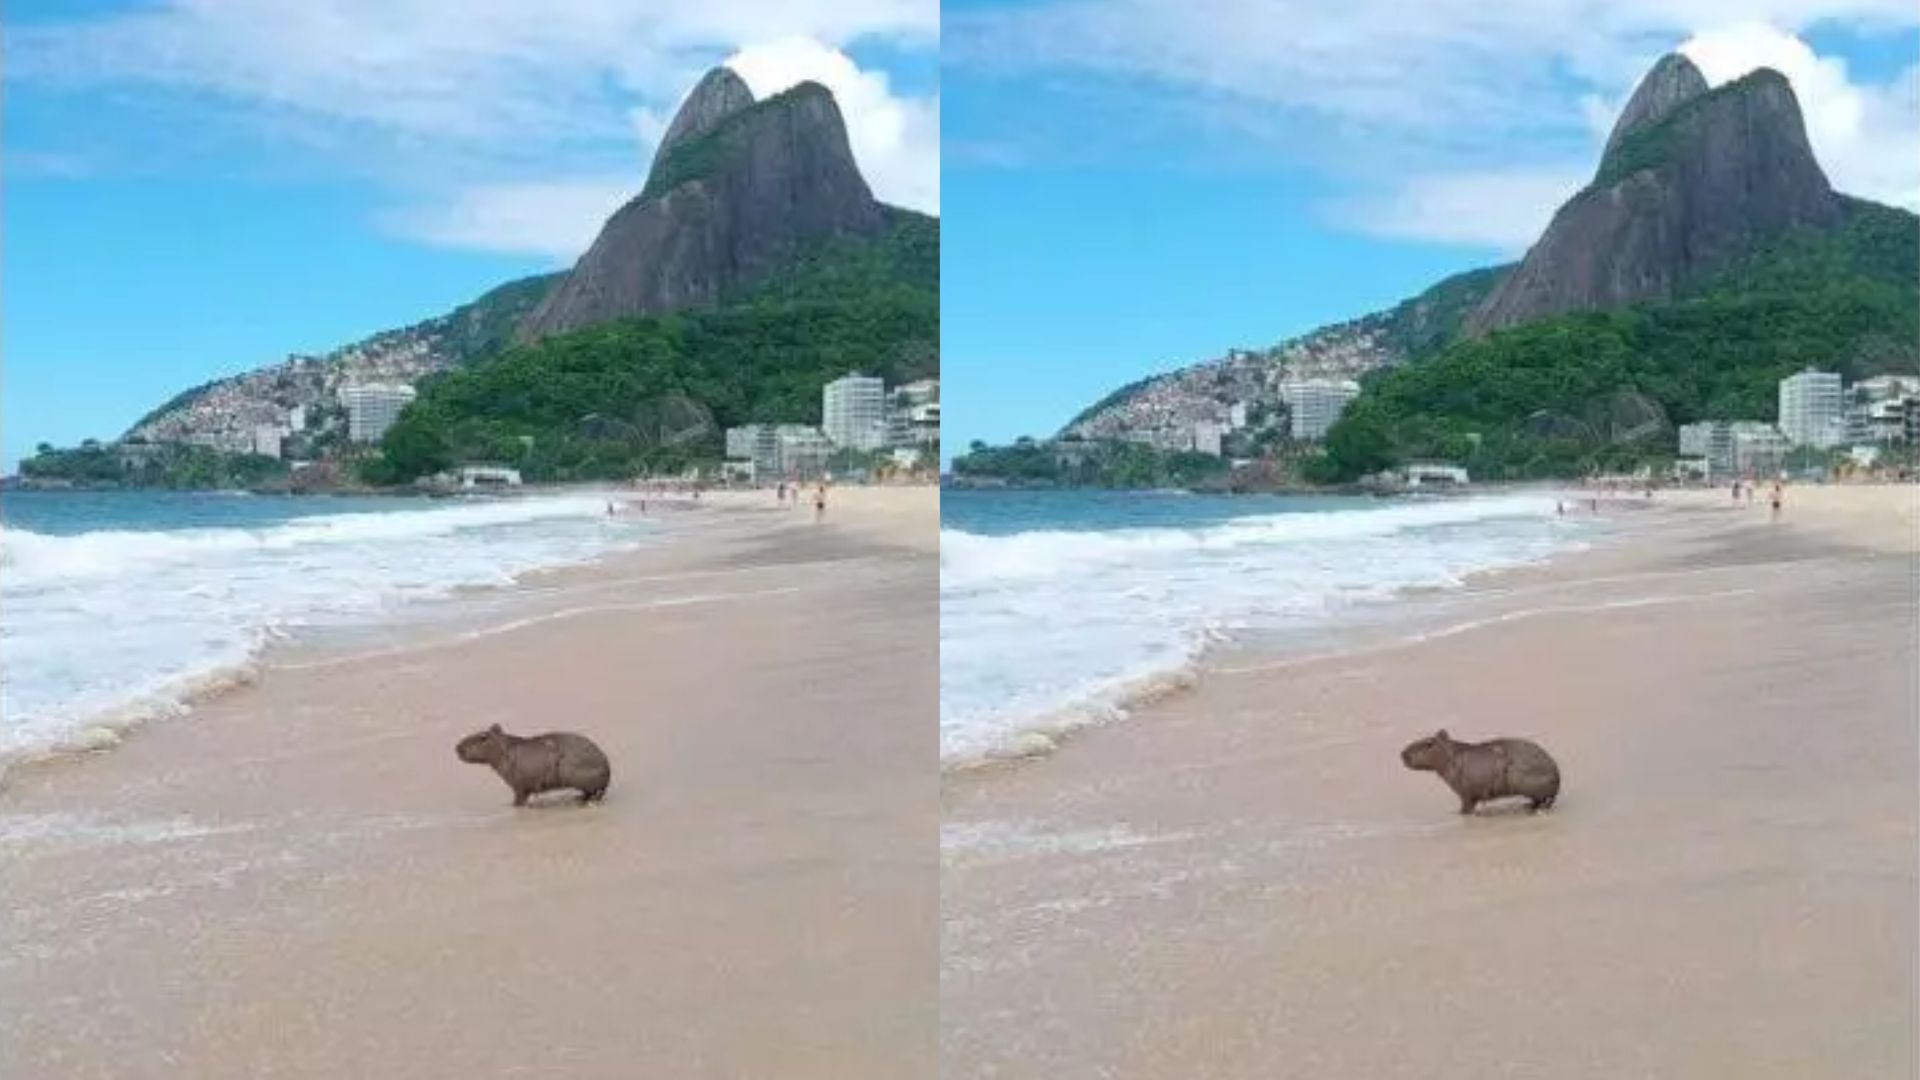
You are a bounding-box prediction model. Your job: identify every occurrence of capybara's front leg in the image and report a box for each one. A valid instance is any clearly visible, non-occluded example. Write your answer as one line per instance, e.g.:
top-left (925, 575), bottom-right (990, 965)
top-left (512, 788), bottom-right (530, 807)
top-left (1458, 797), bottom-right (1477, 815)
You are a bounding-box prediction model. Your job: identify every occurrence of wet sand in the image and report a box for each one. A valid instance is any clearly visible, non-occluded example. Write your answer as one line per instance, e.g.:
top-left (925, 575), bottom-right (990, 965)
top-left (943, 484), bottom-right (1917, 1078)
top-left (2, 488), bottom-right (937, 1079)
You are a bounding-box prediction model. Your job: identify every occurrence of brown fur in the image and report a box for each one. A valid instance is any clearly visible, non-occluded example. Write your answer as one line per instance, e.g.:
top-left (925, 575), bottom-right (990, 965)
top-left (1401, 728), bottom-right (1560, 815)
top-left (455, 724), bottom-right (611, 806)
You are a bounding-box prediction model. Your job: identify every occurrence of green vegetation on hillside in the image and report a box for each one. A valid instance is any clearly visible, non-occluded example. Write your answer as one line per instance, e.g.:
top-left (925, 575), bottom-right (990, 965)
top-left (1314, 203), bottom-right (1920, 481)
top-left (367, 215), bottom-right (938, 484)
top-left (17, 442), bottom-right (289, 490)
top-left (438, 272), bottom-right (565, 362)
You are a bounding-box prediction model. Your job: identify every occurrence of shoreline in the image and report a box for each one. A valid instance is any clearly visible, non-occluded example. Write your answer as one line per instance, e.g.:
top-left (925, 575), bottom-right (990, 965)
top-left (1, 487), bottom-right (937, 1078)
top-left (942, 483), bottom-right (1916, 1077)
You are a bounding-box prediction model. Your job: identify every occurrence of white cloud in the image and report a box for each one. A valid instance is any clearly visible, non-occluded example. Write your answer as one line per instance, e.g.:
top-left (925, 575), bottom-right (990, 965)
top-left (1328, 167), bottom-right (1589, 252)
top-left (5, 1), bottom-right (938, 256)
top-left (724, 37), bottom-right (939, 213)
top-left (384, 179), bottom-right (638, 261)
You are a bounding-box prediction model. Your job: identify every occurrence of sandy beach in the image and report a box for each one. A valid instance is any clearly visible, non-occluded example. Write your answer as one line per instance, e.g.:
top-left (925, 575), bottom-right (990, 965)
top-left (942, 483), bottom-right (1916, 1078)
top-left (1, 486), bottom-right (937, 1079)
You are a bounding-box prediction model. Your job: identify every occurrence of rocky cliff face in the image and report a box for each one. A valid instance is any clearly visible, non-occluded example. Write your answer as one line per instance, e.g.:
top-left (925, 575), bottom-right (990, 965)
top-left (1466, 57), bottom-right (1838, 336)
top-left (515, 71), bottom-right (888, 342)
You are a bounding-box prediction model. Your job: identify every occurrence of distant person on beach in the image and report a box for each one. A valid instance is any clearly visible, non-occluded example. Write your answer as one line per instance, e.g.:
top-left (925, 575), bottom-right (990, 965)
top-left (814, 482), bottom-right (828, 522)
top-left (1556, 500), bottom-right (1565, 517)
top-left (606, 501), bottom-right (616, 518)
top-left (1770, 481), bottom-right (1783, 521)
top-left (1731, 480), bottom-right (1741, 503)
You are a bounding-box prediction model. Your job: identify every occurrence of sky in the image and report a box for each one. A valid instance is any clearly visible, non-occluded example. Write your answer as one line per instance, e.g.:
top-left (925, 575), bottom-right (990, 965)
top-left (0, 0), bottom-right (939, 471)
top-left (942, 0), bottom-right (1920, 457)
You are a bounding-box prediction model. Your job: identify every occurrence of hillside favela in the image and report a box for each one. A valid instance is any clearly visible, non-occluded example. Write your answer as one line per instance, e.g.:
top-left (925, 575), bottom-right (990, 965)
top-left (2, 40), bottom-right (940, 1079)
top-left (953, 54), bottom-right (1917, 493)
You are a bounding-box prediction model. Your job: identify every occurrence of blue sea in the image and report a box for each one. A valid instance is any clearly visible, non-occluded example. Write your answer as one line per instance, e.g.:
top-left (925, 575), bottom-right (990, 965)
top-left (0, 490), bottom-right (642, 776)
top-left (940, 489), bottom-right (1580, 764)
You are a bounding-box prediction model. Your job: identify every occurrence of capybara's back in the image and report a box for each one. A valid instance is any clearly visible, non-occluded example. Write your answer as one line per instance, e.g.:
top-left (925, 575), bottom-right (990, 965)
top-left (456, 724), bottom-right (611, 806)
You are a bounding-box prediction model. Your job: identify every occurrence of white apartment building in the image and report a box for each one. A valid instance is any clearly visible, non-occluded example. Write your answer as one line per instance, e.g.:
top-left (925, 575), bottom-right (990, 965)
top-left (744, 424), bottom-right (832, 480)
top-left (1678, 420), bottom-right (1739, 477)
top-left (1732, 423), bottom-right (1791, 477)
top-left (252, 425), bottom-right (283, 460)
top-left (340, 383), bottom-right (417, 444)
top-left (1280, 378), bottom-right (1361, 442)
top-left (1777, 369), bottom-right (1843, 449)
top-left (725, 424), bottom-right (766, 461)
top-left (823, 373), bottom-right (888, 451)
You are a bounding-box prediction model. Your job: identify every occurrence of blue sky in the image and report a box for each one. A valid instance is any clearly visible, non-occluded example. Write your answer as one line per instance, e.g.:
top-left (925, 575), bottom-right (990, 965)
top-left (942, 0), bottom-right (1919, 455)
top-left (0, 0), bottom-right (939, 471)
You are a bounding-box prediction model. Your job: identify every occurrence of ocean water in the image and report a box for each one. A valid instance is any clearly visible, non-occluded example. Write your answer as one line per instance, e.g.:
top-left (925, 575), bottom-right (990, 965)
top-left (0, 490), bottom-right (643, 774)
top-left (940, 489), bottom-right (1580, 764)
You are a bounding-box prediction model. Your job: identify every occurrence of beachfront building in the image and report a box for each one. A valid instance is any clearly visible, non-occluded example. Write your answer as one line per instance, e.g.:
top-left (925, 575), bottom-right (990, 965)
top-left (458, 465), bottom-right (522, 489)
top-left (725, 424), bottom-right (766, 461)
top-left (340, 383), bottom-right (417, 444)
top-left (251, 425), bottom-right (283, 460)
top-left (287, 405), bottom-right (307, 432)
top-left (738, 424), bottom-right (832, 480)
top-left (1732, 423), bottom-right (1791, 477)
top-left (1777, 369), bottom-right (1843, 449)
top-left (1405, 462), bottom-right (1470, 488)
top-left (1279, 378), bottom-right (1361, 441)
top-left (823, 373), bottom-right (888, 451)
top-left (886, 380), bottom-right (941, 448)
top-left (1678, 421), bottom-right (1740, 477)
top-left (1191, 421), bottom-right (1226, 457)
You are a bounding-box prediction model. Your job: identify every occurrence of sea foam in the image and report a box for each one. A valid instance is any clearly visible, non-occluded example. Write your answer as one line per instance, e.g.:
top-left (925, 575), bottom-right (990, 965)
top-left (939, 494), bottom-right (1575, 766)
top-left (0, 494), bottom-right (640, 779)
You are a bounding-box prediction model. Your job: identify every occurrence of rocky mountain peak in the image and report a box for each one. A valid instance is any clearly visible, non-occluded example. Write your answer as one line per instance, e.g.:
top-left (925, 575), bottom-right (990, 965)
top-left (1464, 59), bottom-right (1836, 337)
top-left (654, 67), bottom-right (755, 164)
top-left (1600, 52), bottom-right (1709, 162)
top-left (516, 76), bottom-right (886, 344)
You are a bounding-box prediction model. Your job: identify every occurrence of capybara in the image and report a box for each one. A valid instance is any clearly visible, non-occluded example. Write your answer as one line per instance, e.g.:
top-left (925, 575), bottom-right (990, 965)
top-left (455, 724), bottom-right (611, 806)
top-left (1400, 728), bottom-right (1559, 815)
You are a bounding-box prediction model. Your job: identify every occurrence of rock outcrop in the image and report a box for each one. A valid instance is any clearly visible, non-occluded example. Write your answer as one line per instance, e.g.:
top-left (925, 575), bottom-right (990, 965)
top-left (516, 71), bottom-right (889, 342)
top-left (1465, 57), bottom-right (1839, 336)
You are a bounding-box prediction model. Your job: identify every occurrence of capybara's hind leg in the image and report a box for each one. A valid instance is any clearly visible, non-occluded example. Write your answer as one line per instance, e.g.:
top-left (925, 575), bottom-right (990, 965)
top-left (1531, 794), bottom-right (1556, 812)
top-left (582, 786), bottom-right (606, 804)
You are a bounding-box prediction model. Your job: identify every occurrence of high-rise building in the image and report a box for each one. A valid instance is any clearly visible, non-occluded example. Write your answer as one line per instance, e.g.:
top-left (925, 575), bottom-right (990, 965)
top-left (823, 373), bottom-right (887, 451)
top-left (1280, 378), bottom-right (1361, 441)
top-left (340, 383), bottom-right (417, 443)
top-left (1777, 369), bottom-right (1843, 449)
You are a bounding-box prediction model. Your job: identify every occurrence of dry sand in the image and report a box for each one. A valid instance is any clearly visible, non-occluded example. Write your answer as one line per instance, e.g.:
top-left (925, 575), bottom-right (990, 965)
top-left (943, 483), bottom-right (1917, 1078)
top-left (1, 489), bottom-right (936, 1079)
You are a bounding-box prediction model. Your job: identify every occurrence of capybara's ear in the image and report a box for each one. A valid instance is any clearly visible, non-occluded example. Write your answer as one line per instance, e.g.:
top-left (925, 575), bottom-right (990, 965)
top-left (1436, 728), bottom-right (1449, 741)
top-left (489, 723), bottom-right (503, 734)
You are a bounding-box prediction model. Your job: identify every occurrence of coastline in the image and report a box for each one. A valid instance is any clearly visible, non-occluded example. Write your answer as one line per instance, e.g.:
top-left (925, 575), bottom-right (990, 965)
top-left (1, 486), bottom-right (938, 1078)
top-left (942, 483), bottom-right (1916, 1077)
